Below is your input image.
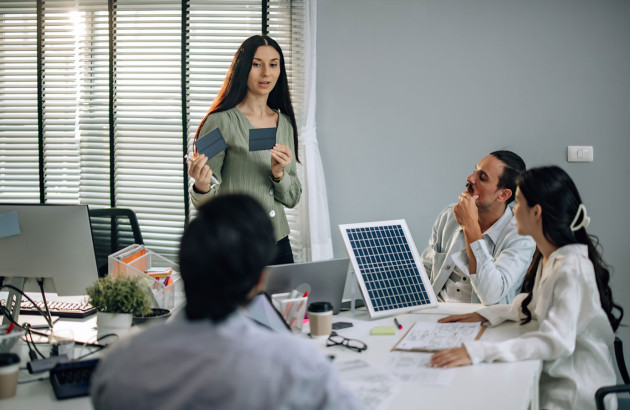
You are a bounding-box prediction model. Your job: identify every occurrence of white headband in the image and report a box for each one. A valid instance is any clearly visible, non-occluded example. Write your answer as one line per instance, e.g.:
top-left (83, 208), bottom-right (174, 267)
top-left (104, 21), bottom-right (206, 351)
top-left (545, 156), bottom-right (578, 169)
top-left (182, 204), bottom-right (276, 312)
top-left (570, 203), bottom-right (590, 232)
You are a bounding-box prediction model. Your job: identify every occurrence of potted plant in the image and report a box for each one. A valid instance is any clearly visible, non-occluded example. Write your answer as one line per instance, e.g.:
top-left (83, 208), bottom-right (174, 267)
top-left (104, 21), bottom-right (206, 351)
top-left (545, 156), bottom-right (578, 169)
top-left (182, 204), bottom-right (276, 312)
top-left (86, 275), bottom-right (152, 343)
top-left (132, 307), bottom-right (172, 327)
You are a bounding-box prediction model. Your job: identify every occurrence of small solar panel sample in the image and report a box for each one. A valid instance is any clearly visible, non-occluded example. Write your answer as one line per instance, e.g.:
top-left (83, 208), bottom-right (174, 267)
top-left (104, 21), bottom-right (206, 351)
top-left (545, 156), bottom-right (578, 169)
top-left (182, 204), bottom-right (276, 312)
top-left (339, 220), bottom-right (437, 318)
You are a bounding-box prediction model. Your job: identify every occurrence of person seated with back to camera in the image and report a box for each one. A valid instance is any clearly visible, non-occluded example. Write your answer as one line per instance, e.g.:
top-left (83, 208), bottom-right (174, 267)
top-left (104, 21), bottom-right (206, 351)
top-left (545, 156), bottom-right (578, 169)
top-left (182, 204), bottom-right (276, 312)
top-left (430, 166), bottom-right (624, 410)
top-left (90, 193), bottom-right (365, 410)
top-left (421, 150), bottom-right (536, 305)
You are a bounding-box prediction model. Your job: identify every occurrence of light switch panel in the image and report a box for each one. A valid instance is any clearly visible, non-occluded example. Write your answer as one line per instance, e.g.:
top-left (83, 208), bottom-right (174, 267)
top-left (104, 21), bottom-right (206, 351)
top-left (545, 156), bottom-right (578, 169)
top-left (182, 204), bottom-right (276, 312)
top-left (567, 146), bottom-right (593, 162)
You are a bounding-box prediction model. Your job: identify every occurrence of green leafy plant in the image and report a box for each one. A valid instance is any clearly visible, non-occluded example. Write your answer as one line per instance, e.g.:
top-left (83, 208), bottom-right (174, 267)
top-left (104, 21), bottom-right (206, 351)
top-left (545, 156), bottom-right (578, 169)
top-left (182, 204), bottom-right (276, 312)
top-left (86, 275), bottom-right (152, 316)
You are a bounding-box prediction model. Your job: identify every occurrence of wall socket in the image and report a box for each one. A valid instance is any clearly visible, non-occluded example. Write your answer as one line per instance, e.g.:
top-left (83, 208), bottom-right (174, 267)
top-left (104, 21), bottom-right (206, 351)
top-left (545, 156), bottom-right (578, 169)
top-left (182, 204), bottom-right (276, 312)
top-left (567, 146), bottom-right (593, 162)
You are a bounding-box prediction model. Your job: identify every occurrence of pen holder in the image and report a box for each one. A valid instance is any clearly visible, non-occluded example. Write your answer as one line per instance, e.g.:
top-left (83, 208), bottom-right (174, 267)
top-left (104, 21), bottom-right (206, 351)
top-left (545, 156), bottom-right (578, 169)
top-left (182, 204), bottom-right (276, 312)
top-left (271, 293), bottom-right (308, 334)
top-left (0, 327), bottom-right (24, 354)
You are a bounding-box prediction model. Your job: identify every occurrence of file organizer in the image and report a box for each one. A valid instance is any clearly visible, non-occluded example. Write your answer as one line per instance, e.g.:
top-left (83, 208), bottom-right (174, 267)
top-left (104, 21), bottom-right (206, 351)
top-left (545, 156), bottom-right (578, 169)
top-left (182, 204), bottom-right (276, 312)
top-left (108, 245), bottom-right (183, 310)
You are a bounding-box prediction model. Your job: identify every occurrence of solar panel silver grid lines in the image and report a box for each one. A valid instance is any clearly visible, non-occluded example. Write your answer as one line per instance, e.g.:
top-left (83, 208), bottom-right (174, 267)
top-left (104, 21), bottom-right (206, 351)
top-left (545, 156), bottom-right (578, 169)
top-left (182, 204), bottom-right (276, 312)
top-left (346, 224), bottom-right (431, 312)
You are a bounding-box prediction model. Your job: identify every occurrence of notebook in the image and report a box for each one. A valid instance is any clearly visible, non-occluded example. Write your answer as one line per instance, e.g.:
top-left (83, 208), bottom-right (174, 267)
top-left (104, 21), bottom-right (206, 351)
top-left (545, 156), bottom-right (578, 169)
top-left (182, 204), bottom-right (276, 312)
top-left (264, 258), bottom-right (350, 315)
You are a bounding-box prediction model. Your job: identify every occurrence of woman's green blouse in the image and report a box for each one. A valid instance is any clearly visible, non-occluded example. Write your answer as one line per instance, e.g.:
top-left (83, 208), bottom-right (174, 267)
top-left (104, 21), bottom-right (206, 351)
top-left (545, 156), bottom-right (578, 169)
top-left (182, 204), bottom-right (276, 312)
top-left (189, 107), bottom-right (302, 241)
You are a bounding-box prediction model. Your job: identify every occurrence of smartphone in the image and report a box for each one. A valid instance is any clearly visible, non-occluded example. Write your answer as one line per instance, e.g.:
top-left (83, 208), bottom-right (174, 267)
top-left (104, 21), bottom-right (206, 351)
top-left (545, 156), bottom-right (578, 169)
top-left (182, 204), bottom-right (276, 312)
top-left (332, 321), bottom-right (353, 330)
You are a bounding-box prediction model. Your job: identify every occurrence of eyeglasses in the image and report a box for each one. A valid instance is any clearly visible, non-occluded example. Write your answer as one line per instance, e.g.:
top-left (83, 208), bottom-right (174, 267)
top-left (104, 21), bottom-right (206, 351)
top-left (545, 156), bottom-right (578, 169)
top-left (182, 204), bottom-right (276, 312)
top-left (326, 331), bottom-right (368, 353)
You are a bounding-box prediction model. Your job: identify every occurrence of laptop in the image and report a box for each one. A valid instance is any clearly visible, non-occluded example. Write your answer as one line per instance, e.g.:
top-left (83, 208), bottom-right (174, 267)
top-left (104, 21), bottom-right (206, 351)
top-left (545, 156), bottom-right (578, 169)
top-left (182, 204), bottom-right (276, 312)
top-left (264, 258), bottom-right (350, 315)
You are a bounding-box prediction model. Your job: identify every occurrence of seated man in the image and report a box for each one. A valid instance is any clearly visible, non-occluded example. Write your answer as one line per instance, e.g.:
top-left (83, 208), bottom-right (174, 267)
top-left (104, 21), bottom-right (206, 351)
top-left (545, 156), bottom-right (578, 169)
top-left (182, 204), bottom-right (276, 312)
top-left (91, 194), bottom-right (365, 410)
top-left (421, 150), bottom-right (535, 305)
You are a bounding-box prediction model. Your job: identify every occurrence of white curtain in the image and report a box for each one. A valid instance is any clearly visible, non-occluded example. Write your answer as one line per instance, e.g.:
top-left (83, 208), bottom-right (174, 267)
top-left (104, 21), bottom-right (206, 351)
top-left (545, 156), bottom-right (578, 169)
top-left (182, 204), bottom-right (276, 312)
top-left (301, 0), bottom-right (334, 261)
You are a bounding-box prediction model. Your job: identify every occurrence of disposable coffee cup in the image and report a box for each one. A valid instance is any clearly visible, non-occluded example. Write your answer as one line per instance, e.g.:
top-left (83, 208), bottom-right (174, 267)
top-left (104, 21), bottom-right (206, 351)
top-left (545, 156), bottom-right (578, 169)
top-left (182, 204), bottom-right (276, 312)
top-left (0, 353), bottom-right (20, 400)
top-left (308, 301), bottom-right (333, 339)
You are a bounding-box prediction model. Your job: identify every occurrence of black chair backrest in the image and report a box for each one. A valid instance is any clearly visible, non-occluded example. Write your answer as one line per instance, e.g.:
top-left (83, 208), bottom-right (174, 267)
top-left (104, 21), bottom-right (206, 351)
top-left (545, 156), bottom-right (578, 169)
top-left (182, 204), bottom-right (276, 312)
top-left (88, 208), bottom-right (144, 277)
top-left (616, 337), bottom-right (630, 385)
top-left (595, 337), bottom-right (630, 410)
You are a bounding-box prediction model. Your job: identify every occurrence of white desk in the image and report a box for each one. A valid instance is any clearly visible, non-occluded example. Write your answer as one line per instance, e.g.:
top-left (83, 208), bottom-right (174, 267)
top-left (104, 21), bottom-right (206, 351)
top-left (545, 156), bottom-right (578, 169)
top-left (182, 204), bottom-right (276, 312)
top-left (307, 303), bottom-right (542, 410)
top-left (7, 303), bottom-right (541, 410)
top-left (7, 315), bottom-right (99, 410)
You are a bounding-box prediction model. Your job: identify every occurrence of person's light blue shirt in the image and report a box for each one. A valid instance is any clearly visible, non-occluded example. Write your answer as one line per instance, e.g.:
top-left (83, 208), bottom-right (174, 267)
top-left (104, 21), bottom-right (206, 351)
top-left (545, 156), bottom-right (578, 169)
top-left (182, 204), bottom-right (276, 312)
top-left (421, 204), bottom-right (536, 305)
top-left (91, 310), bottom-right (365, 410)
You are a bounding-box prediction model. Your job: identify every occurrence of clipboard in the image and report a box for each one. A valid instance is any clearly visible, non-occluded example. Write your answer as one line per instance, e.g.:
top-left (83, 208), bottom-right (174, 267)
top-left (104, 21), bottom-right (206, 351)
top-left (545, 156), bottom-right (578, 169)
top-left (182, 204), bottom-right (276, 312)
top-left (391, 321), bottom-right (487, 353)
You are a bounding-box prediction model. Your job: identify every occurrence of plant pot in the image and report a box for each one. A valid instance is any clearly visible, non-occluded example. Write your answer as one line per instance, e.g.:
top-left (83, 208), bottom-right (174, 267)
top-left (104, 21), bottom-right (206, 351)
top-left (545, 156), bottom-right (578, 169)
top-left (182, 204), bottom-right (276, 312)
top-left (96, 311), bottom-right (133, 344)
top-left (132, 308), bottom-right (171, 327)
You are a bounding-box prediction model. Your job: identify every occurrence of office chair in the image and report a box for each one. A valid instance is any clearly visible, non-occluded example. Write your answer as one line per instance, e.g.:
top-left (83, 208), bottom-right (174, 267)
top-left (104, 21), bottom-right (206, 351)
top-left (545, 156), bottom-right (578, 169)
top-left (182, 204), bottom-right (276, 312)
top-left (595, 336), bottom-right (630, 410)
top-left (88, 208), bottom-right (144, 277)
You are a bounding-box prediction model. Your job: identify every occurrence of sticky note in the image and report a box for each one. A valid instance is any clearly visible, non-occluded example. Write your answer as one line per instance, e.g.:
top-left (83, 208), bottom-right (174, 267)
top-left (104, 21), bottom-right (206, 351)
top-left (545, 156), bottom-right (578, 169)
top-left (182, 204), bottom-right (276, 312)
top-left (196, 127), bottom-right (227, 159)
top-left (370, 326), bottom-right (397, 336)
top-left (249, 128), bottom-right (276, 151)
top-left (0, 211), bottom-right (21, 239)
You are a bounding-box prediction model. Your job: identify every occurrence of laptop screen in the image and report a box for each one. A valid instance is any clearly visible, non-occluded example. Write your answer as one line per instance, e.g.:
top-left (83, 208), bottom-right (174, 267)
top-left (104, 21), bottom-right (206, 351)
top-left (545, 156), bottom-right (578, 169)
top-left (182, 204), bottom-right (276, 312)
top-left (264, 258), bottom-right (350, 314)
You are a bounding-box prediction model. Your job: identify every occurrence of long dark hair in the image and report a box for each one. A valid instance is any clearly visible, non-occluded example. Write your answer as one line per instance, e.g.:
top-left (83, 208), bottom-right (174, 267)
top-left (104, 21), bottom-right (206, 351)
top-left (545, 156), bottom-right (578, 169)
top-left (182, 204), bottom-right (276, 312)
top-left (179, 194), bottom-right (277, 322)
top-left (518, 166), bottom-right (623, 331)
top-left (194, 35), bottom-right (299, 162)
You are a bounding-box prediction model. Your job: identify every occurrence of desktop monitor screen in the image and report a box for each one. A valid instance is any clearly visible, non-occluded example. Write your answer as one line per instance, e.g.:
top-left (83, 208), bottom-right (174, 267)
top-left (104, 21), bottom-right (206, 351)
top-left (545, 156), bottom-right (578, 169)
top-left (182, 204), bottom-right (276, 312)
top-left (0, 204), bottom-right (99, 295)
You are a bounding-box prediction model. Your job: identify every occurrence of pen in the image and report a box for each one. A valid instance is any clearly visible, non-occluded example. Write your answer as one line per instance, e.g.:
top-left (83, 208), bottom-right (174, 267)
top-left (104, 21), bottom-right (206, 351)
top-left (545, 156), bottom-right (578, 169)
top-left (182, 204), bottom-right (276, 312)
top-left (6, 322), bottom-right (15, 334)
top-left (185, 154), bottom-right (220, 186)
top-left (394, 318), bottom-right (402, 330)
top-left (294, 290), bottom-right (309, 319)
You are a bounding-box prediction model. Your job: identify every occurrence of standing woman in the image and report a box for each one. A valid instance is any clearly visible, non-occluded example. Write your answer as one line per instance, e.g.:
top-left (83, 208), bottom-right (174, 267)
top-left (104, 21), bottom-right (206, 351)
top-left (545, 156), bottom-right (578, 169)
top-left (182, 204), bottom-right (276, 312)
top-left (431, 166), bottom-right (623, 410)
top-left (187, 35), bottom-right (301, 264)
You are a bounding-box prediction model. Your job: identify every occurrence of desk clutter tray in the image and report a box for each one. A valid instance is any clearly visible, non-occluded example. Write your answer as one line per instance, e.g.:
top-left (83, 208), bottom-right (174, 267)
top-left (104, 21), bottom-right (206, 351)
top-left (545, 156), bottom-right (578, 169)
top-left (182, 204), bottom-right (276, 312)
top-left (108, 244), bottom-right (183, 310)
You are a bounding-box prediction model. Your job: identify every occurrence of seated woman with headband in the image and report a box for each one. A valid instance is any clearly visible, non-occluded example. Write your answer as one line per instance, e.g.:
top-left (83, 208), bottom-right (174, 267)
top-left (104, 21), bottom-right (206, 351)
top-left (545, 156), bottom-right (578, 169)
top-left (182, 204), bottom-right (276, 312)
top-left (430, 165), bottom-right (623, 409)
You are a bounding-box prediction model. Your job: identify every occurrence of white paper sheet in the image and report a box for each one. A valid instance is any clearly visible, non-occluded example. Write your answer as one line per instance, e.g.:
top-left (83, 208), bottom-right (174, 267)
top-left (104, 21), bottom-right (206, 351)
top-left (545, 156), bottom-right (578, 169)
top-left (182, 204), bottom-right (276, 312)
top-left (336, 359), bottom-right (401, 410)
top-left (394, 321), bottom-right (482, 351)
top-left (385, 351), bottom-right (455, 386)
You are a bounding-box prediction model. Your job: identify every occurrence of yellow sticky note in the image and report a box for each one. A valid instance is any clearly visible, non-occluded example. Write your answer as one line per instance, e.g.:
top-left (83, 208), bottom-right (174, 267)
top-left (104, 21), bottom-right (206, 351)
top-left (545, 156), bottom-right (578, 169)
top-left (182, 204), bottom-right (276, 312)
top-left (370, 326), bottom-right (397, 336)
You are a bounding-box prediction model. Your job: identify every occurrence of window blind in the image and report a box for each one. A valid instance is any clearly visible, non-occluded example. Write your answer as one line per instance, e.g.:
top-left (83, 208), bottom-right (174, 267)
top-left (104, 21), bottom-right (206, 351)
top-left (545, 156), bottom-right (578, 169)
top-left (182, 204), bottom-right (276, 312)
top-left (113, 0), bottom-right (185, 259)
top-left (0, 0), bottom-right (307, 262)
top-left (0, 1), bottom-right (39, 202)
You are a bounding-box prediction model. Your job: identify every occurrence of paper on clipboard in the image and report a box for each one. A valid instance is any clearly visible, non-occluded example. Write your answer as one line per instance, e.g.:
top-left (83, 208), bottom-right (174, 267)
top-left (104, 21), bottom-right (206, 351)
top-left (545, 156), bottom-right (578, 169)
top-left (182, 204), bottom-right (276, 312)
top-left (391, 321), bottom-right (486, 352)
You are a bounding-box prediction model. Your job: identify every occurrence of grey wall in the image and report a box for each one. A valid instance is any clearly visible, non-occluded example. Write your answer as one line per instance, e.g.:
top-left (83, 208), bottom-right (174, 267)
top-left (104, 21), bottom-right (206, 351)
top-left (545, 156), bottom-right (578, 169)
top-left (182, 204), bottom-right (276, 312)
top-left (317, 0), bottom-right (630, 364)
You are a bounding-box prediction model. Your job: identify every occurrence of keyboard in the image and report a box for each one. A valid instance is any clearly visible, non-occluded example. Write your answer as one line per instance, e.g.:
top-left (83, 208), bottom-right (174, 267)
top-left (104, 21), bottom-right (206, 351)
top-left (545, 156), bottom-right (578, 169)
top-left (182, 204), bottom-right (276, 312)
top-left (50, 359), bottom-right (100, 400)
top-left (0, 297), bottom-right (96, 319)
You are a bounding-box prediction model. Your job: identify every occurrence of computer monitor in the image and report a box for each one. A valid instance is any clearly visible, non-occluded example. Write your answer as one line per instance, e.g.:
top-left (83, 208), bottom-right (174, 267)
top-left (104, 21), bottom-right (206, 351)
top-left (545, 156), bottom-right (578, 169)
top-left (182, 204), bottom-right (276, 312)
top-left (0, 204), bottom-right (99, 323)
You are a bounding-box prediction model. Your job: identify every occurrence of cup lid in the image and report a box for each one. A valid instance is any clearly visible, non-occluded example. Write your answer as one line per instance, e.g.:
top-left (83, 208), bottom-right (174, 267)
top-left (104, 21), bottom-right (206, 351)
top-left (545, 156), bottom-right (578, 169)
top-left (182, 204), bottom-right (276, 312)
top-left (0, 353), bottom-right (20, 366)
top-left (308, 301), bottom-right (333, 313)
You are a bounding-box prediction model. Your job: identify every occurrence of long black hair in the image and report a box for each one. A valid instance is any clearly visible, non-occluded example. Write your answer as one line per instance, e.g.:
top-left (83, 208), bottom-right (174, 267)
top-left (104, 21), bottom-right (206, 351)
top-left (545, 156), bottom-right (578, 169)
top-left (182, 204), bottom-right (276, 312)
top-left (179, 194), bottom-right (277, 322)
top-left (518, 166), bottom-right (623, 331)
top-left (194, 35), bottom-right (299, 162)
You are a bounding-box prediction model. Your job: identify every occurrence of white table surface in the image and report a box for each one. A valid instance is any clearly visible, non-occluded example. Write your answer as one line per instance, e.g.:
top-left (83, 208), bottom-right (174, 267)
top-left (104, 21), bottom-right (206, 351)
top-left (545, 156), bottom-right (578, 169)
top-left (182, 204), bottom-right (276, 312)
top-left (304, 303), bottom-right (541, 410)
top-left (6, 302), bottom-right (542, 410)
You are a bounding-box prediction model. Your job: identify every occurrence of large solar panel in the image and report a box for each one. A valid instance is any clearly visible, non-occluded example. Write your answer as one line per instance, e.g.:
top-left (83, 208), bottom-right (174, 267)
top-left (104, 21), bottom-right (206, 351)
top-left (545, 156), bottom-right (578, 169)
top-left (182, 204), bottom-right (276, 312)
top-left (339, 220), bottom-right (437, 318)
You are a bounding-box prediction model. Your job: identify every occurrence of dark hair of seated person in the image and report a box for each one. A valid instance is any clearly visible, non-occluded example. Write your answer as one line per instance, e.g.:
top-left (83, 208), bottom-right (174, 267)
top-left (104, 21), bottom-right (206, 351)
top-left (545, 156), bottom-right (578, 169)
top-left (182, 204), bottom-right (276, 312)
top-left (517, 166), bottom-right (623, 331)
top-left (179, 194), bottom-right (277, 322)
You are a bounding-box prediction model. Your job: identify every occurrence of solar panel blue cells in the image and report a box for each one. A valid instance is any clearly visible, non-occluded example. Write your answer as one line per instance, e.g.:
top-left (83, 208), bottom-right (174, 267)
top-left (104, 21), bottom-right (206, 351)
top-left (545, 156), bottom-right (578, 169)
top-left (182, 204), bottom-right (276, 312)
top-left (340, 220), bottom-right (437, 318)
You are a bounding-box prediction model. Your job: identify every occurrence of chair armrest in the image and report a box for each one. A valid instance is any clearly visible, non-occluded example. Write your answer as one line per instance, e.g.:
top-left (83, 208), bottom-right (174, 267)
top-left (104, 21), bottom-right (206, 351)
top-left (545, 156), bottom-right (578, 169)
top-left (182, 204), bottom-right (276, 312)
top-left (595, 384), bottom-right (630, 410)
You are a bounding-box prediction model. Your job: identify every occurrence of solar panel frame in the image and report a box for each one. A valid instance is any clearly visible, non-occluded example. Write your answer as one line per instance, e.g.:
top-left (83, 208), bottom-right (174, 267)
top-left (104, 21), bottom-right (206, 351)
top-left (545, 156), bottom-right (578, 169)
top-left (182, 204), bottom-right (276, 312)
top-left (339, 219), bottom-right (437, 318)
